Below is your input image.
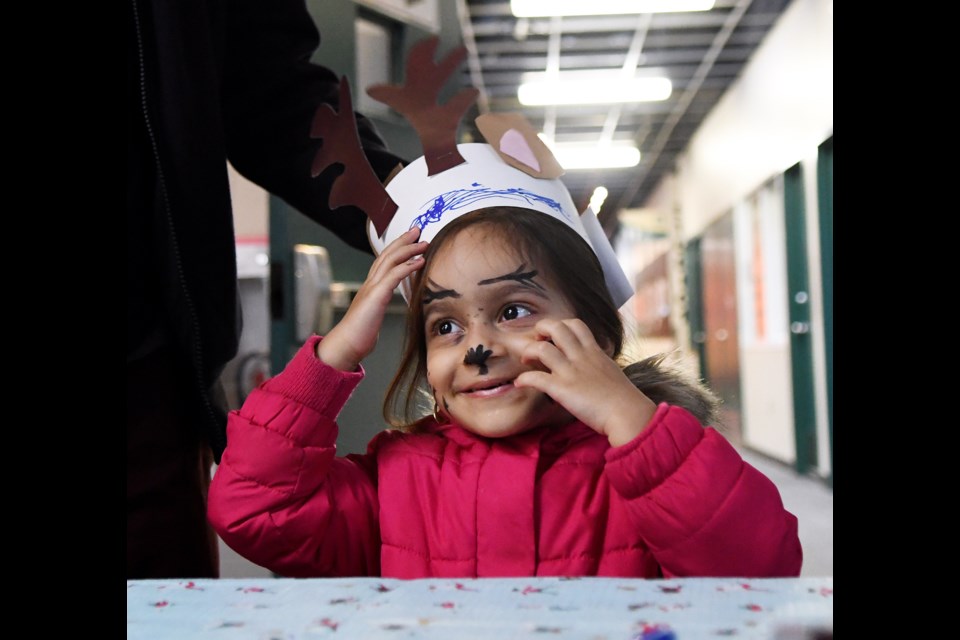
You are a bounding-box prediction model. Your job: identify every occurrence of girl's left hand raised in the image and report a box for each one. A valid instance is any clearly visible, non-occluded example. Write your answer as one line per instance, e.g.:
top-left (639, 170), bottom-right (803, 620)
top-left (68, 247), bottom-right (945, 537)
top-left (514, 318), bottom-right (658, 447)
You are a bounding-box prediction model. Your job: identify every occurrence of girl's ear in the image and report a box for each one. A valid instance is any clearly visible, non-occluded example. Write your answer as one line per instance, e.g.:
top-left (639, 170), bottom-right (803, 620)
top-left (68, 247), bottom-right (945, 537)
top-left (598, 334), bottom-right (616, 358)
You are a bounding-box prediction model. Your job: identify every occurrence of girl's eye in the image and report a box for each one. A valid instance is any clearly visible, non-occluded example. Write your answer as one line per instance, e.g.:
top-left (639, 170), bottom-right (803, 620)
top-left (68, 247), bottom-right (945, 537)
top-left (435, 319), bottom-right (463, 336)
top-left (501, 304), bottom-right (532, 321)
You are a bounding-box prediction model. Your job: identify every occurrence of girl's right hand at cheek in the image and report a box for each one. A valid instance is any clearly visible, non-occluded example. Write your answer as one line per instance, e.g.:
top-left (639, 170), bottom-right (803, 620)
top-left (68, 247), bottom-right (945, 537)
top-left (316, 227), bottom-right (427, 372)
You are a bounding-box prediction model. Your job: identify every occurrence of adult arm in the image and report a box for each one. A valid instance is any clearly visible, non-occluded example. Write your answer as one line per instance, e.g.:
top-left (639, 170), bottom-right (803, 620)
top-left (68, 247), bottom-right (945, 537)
top-left (605, 404), bottom-right (803, 578)
top-left (221, 0), bottom-right (404, 253)
top-left (208, 336), bottom-right (382, 577)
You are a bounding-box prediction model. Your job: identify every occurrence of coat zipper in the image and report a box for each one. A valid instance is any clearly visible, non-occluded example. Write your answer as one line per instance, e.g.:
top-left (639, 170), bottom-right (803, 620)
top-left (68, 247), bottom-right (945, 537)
top-left (131, 0), bottom-right (226, 456)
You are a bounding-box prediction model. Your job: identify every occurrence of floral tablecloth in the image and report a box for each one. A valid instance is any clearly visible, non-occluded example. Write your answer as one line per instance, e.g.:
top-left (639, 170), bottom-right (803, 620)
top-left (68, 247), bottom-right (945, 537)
top-left (127, 576), bottom-right (833, 639)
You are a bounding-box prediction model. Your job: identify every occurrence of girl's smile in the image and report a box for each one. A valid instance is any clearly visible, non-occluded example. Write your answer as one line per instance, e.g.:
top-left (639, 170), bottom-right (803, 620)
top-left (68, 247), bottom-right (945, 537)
top-left (458, 378), bottom-right (515, 397)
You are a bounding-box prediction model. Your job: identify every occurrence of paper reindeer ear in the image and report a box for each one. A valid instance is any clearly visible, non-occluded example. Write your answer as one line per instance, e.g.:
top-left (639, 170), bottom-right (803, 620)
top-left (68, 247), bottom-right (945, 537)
top-left (309, 36), bottom-right (634, 308)
top-left (475, 113), bottom-right (564, 179)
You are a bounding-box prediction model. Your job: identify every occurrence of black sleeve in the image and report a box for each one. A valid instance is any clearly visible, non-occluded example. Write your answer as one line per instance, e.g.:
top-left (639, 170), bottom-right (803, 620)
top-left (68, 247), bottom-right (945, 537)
top-left (221, 0), bottom-right (405, 254)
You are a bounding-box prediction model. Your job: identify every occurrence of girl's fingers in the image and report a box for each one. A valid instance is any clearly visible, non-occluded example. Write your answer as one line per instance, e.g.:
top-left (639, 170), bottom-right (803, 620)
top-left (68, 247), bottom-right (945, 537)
top-left (387, 255), bottom-right (424, 285)
top-left (519, 318), bottom-right (609, 382)
top-left (532, 318), bottom-right (587, 354)
top-left (519, 339), bottom-right (564, 372)
top-left (563, 318), bottom-right (598, 348)
top-left (380, 226), bottom-right (422, 257)
top-left (513, 368), bottom-right (550, 392)
top-left (368, 233), bottom-right (427, 281)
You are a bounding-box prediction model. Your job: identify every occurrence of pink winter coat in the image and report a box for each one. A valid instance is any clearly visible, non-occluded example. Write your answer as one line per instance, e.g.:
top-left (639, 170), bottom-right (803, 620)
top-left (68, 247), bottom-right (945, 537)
top-left (208, 336), bottom-right (802, 579)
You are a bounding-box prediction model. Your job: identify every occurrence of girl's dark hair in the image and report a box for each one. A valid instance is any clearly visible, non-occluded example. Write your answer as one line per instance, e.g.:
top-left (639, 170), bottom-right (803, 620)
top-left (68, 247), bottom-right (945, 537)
top-left (382, 207), bottom-right (719, 430)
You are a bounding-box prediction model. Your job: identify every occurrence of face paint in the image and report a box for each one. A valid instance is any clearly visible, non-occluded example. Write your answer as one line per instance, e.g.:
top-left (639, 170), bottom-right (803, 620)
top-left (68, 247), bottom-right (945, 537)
top-left (463, 344), bottom-right (493, 375)
top-left (477, 265), bottom-right (546, 292)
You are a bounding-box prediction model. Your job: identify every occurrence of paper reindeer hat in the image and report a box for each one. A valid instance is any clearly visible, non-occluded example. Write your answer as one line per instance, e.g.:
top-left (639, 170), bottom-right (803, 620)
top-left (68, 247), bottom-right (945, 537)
top-left (310, 37), bottom-right (634, 308)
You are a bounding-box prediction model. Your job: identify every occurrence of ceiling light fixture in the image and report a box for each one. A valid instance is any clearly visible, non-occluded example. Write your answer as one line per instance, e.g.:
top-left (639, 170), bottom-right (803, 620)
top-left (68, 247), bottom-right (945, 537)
top-left (519, 73), bottom-right (672, 106)
top-left (541, 138), bottom-right (641, 170)
top-left (510, 0), bottom-right (715, 17)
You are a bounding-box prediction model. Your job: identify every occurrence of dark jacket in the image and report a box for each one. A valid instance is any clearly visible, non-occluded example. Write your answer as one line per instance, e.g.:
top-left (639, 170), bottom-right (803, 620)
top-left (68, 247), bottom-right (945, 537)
top-left (128, 0), bottom-right (403, 460)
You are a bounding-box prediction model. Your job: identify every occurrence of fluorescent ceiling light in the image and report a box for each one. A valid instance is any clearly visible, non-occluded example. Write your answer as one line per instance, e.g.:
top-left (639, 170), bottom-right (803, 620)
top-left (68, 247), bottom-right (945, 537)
top-left (511, 0), bottom-right (715, 17)
top-left (543, 140), bottom-right (641, 170)
top-left (519, 73), bottom-right (671, 105)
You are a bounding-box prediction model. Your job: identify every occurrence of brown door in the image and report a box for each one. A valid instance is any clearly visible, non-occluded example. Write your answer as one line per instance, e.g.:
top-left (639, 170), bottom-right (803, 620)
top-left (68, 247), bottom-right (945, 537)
top-left (700, 213), bottom-right (742, 445)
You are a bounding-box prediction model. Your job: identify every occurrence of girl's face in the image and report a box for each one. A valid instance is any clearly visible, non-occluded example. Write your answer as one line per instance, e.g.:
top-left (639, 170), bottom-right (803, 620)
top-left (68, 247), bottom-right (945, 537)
top-left (422, 225), bottom-right (579, 438)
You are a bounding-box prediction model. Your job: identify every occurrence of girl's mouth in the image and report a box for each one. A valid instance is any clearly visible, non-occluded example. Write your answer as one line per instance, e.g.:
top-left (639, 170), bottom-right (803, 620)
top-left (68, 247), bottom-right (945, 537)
top-left (462, 380), bottom-right (515, 397)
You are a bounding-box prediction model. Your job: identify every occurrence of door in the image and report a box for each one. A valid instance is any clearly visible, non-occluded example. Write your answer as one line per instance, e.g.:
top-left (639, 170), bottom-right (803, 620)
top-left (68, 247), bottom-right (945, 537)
top-left (817, 136), bottom-right (833, 486)
top-left (685, 237), bottom-right (708, 383)
top-left (699, 213), bottom-right (742, 446)
top-left (784, 163), bottom-right (819, 475)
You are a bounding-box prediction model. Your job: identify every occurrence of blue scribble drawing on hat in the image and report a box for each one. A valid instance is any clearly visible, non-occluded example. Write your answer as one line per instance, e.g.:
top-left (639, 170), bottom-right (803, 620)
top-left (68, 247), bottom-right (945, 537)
top-left (411, 183), bottom-right (567, 232)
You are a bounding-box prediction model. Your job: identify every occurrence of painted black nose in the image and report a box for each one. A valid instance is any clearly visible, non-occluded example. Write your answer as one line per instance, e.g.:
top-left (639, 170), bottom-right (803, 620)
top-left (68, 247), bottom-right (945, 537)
top-left (464, 344), bottom-right (492, 374)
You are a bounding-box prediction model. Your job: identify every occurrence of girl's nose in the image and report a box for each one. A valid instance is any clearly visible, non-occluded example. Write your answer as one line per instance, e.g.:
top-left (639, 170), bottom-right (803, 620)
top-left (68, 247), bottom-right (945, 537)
top-left (462, 321), bottom-right (501, 373)
top-left (464, 343), bottom-right (493, 373)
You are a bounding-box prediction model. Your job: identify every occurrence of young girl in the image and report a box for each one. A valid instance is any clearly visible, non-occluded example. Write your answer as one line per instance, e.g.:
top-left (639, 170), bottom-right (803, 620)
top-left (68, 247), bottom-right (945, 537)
top-left (207, 38), bottom-right (802, 579)
top-left (208, 205), bottom-right (801, 578)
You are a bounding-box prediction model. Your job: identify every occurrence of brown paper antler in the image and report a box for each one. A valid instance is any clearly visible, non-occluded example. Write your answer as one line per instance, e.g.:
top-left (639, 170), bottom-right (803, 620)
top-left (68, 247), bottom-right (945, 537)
top-left (309, 37), bottom-right (478, 239)
top-left (367, 37), bottom-right (479, 176)
top-left (310, 77), bottom-right (398, 237)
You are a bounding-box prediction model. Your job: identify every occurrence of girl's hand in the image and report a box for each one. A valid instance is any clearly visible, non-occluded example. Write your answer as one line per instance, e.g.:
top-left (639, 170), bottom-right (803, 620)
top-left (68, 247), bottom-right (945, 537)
top-left (514, 318), bottom-right (658, 447)
top-left (316, 227), bottom-right (427, 371)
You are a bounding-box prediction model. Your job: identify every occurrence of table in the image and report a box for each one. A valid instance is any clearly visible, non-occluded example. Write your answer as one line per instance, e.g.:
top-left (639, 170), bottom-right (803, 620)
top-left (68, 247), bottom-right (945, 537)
top-left (127, 576), bottom-right (832, 639)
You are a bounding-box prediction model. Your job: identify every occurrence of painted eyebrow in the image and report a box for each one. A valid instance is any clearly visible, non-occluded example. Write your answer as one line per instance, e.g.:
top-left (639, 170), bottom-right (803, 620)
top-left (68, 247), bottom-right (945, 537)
top-left (477, 264), bottom-right (546, 292)
top-left (422, 278), bottom-right (462, 305)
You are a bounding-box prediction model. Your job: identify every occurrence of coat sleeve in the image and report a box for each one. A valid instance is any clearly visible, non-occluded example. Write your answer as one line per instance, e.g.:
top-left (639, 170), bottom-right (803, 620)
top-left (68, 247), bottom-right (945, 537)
top-left (220, 0), bottom-right (405, 254)
top-left (604, 403), bottom-right (803, 578)
top-left (207, 336), bottom-right (382, 577)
